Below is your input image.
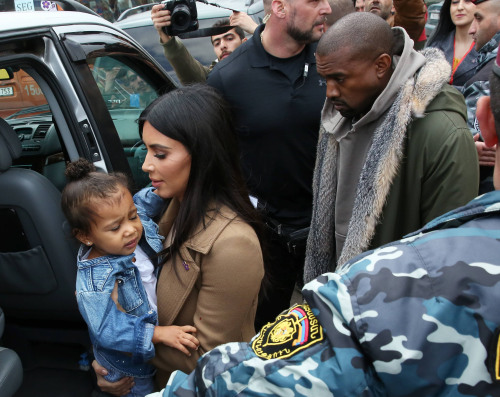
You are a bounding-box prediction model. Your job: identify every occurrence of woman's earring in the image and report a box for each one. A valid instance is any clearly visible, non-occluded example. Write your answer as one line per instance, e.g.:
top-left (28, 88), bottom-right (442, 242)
top-left (87, 241), bottom-right (92, 246)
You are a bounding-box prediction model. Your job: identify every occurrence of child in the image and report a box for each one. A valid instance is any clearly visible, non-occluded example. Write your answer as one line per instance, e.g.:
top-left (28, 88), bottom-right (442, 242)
top-left (61, 158), bottom-right (199, 397)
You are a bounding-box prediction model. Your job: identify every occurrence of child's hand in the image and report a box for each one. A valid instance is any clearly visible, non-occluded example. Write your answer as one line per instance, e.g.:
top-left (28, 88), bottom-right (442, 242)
top-left (152, 325), bottom-right (200, 356)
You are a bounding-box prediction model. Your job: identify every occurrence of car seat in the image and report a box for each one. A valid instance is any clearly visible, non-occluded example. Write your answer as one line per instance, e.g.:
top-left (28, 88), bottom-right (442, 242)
top-left (0, 117), bottom-right (81, 322)
top-left (0, 306), bottom-right (22, 397)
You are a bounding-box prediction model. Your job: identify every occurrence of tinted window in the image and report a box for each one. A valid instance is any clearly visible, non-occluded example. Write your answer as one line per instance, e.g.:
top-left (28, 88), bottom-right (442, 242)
top-left (0, 69), bottom-right (47, 119)
top-left (88, 55), bottom-right (159, 188)
top-left (0, 67), bottom-right (67, 190)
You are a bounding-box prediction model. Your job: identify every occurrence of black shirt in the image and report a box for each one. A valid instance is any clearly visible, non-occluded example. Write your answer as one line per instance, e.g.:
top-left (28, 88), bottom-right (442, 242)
top-left (207, 25), bottom-right (326, 226)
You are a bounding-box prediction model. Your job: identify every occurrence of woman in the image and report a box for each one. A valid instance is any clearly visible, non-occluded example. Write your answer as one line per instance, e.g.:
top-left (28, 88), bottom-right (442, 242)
top-left (93, 84), bottom-right (265, 394)
top-left (426, 0), bottom-right (477, 88)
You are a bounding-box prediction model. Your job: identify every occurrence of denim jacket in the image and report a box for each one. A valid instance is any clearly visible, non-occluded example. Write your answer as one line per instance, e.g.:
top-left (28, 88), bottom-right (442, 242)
top-left (76, 187), bottom-right (165, 377)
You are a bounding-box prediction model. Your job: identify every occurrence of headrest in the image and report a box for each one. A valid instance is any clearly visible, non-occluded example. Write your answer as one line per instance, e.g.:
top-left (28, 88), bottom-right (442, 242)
top-left (0, 118), bottom-right (22, 172)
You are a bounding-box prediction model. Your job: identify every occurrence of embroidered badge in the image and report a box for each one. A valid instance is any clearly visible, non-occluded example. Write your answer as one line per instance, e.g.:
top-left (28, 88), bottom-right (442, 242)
top-left (251, 304), bottom-right (324, 360)
top-left (488, 327), bottom-right (500, 382)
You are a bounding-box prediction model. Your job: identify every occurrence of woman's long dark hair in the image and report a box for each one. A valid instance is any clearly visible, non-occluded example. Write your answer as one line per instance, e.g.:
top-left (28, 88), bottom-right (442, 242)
top-left (426, 0), bottom-right (455, 47)
top-left (139, 84), bottom-right (264, 267)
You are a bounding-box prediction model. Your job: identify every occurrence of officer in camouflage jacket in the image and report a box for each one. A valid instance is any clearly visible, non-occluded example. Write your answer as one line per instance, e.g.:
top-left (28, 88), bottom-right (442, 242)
top-left (153, 189), bottom-right (500, 396)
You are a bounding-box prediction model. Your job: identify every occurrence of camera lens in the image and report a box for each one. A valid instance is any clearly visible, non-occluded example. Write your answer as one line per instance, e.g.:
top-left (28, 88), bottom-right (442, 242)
top-left (171, 4), bottom-right (192, 30)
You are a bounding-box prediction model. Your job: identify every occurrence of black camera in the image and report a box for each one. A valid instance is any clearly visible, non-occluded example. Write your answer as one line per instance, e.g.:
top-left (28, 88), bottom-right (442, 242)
top-left (161, 0), bottom-right (199, 36)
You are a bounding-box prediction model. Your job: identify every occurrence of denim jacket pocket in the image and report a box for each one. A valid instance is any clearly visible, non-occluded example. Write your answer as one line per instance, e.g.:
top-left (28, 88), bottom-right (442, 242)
top-left (117, 268), bottom-right (144, 313)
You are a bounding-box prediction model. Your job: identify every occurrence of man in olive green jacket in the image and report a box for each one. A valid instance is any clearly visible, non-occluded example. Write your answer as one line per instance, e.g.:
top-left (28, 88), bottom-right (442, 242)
top-left (304, 13), bottom-right (479, 283)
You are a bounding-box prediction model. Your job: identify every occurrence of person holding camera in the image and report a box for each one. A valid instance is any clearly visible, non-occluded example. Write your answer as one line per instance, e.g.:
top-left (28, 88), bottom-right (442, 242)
top-left (151, 3), bottom-right (256, 85)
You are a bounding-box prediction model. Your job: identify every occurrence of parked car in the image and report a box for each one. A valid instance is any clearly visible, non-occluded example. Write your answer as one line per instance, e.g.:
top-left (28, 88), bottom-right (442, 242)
top-left (114, 0), bottom-right (266, 83)
top-left (425, 0), bottom-right (443, 39)
top-left (0, 3), bottom-right (177, 395)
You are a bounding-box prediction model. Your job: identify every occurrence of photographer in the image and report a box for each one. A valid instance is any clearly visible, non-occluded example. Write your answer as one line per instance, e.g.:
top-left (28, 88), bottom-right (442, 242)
top-left (151, 3), bottom-right (256, 84)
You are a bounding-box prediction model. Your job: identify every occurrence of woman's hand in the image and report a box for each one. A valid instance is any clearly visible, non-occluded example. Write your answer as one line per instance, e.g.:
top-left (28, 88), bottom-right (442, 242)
top-left (92, 360), bottom-right (135, 396)
top-left (152, 325), bottom-right (200, 356)
top-left (151, 4), bottom-right (173, 44)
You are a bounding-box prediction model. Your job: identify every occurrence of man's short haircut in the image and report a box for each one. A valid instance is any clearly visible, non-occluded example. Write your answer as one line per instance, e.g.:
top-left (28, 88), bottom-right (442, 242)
top-left (317, 12), bottom-right (394, 61)
top-left (263, 0), bottom-right (272, 15)
top-left (326, 0), bottom-right (355, 28)
top-left (211, 18), bottom-right (246, 41)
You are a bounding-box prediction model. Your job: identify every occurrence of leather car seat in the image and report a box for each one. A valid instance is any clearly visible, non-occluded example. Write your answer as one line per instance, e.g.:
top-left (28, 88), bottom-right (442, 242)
top-left (0, 307), bottom-right (22, 397)
top-left (0, 117), bottom-right (81, 322)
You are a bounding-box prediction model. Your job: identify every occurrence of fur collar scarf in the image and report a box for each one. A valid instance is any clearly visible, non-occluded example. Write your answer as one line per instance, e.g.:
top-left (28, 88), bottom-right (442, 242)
top-left (304, 47), bottom-right (451, 283)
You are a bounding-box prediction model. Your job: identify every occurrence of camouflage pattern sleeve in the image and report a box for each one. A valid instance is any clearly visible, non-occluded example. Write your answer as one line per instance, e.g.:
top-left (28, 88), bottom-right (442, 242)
top-left (309, 223), bottom-right (500, 396)
top-left (462, 79), bottom-right (490, 135)
top-left (156, 192), bottom-right (500, 396)
top-left (160, 301), bottom-right (373, 395)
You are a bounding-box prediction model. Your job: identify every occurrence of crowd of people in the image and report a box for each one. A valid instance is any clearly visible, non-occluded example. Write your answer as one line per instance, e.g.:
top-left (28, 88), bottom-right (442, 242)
top-left (66, 0), bottom-right (500, 395)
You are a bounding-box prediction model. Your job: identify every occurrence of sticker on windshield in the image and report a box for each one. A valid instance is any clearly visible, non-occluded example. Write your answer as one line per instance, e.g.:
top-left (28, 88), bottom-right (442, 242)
top-left (15, 0), bottom-right (35, 11)
top-left (41, 0), bottom-right (60, 11)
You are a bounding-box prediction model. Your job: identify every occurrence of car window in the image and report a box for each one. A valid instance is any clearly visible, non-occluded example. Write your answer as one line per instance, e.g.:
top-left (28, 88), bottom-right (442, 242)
top-left (87, 55), bottom-right (158, 188)
top-left (91, 56), bottom-right (157, 109)
top-left (0, 67), bottom-right (67, 190)
top-left (0, 60), bottom-right (156, 192)
top-left (0, 68), bottom-right (48, 119)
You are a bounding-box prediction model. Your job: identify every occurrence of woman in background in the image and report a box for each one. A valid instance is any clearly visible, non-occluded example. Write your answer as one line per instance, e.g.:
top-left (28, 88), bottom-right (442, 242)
top-left (426, 0), bottom-right (477, 88)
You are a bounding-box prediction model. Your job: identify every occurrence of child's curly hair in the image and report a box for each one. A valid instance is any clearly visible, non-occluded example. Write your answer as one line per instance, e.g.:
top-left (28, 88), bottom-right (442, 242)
top-left (61, 158), bottom-right (130, 236)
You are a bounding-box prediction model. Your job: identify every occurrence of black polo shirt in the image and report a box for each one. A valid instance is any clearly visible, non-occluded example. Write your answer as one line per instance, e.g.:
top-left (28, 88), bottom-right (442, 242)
top-left (207, 24), bottom-right (326, 226)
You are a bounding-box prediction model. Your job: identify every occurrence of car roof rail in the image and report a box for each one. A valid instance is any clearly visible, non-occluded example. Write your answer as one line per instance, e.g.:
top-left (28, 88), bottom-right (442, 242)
top-left (116, 3), bottom-right (156, 21)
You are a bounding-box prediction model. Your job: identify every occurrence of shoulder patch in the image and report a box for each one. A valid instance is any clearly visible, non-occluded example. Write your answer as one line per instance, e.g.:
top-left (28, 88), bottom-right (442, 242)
top-left (488, 327), bottom-right (500, 382)
top-left (251, 304), bottom-right (324, 360)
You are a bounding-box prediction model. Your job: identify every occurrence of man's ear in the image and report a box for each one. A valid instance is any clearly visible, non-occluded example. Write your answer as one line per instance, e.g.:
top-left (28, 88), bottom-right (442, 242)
top-left (477, 96), bottom-right (499, 147)
top-left (374, 53), bottom-right (392, 78)
top-left (272, 0), bottom-right (286, 18)
top-left (242, 37), bottom-right (248, 43)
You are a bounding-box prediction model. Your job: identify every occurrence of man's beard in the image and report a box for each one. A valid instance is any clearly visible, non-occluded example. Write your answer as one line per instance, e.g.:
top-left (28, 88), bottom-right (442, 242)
top-left (369, 7), bottom-right (391, 21)
top-left (378, 9), bottom-right (391, 20)
top-left (286, 10), bottom-right (318, 44)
